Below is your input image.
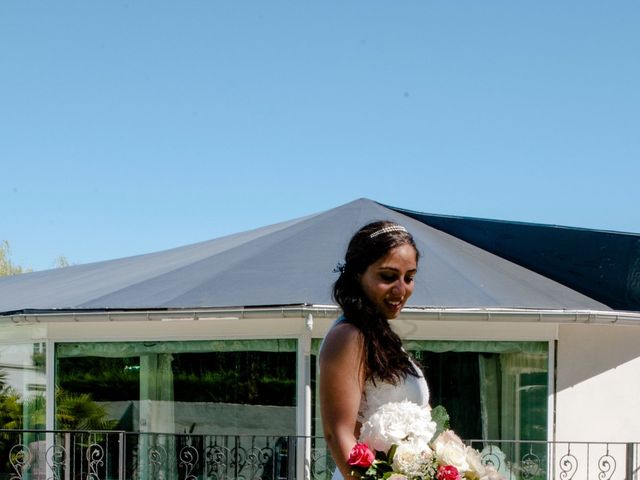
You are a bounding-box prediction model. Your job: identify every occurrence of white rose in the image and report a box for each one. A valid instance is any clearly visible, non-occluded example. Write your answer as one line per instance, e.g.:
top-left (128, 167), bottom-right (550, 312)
top-left (479, 464), bottom-right (504, 480)
top-left (392, 442), bottom-right (432, 476)
top-left (433, 429), bottom-right (465, 448)
top-left (360, 401), bottom-right (436, 453)
top-left (433, 430), bottom-right (469, 472)
top-left (465, 446), bottom-right (486, 479)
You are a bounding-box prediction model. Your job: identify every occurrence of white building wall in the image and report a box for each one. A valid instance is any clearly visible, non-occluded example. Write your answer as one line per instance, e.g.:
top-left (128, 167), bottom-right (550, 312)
top-left (4, 309), bottom-right (640, 443)
top-left (556, 323), bottom-right (640, 442)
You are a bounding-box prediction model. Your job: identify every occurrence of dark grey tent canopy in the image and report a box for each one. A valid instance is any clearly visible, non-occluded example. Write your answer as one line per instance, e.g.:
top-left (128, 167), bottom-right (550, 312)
top-left (0, 198), bottom-right (611, 314)
top-left (390, 204), bottom-right (640, 311)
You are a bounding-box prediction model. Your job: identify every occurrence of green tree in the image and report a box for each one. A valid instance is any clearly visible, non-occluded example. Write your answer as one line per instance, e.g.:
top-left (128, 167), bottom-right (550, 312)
top-left (0, 240), bottom-right (30, 276)
top-left (56, 388), bottom-right (117, 430)
top-left (53, 255), bottom-right (71, 268)
top-left (0, 387), bottom-right (23, 429)
top-left (1, 240), bottom-right (72, 275)
top-left (1, 388), bottom-right (117, 430)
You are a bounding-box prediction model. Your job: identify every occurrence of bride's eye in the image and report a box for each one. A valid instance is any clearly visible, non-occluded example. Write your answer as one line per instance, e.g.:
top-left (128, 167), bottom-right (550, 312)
top-left (380, 273), bottom-right (396, 282)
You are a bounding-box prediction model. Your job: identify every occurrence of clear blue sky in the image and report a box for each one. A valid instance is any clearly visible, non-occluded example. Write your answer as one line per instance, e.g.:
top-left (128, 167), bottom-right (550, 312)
top-left (2, 1), bottom-right (639, 271)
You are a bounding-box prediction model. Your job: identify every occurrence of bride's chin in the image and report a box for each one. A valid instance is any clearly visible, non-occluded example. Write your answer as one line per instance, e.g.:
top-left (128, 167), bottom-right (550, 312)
top-left (382, 309), bottom-right (401, 320)
top-left (385, 304), bottom-right (403, 319)
top-left (372, 301), bottom-right (402, 320)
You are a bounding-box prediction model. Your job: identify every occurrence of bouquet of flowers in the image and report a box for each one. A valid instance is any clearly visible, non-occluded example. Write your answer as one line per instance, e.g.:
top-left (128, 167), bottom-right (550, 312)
top-left (348, 400), bottom-right (502, 480)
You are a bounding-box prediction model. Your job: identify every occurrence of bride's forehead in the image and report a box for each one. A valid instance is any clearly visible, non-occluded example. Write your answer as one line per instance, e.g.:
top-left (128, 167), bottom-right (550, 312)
top-left (370, 245), bottom-right (417, 267)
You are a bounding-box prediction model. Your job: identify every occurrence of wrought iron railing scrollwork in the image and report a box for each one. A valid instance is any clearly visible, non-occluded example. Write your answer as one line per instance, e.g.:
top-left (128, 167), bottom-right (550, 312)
top-left (9, 443), bottom-right (32, 480)
top-left (45, 443), bottom-right (66, 480)
top-left (178, 442), bottom-right (199, 480)
top-left (86, 435), bottom-right (106, 480)
top-left (558, 445), bottom-right (578, 480)
top-left (597, 445), bottom-right (617, 480)
top-left (148, 442), bottom-right (168, 479)
top-left (1, 430), bottom-right (639, 479)
top-left (310, 437), bottom-right (334, 480)
top-left (202, 434), bottom-right (290, 480)
top-left (519, 446), bottom-right (542, 479)
top-left (206, 442), bottom-right (230, 479)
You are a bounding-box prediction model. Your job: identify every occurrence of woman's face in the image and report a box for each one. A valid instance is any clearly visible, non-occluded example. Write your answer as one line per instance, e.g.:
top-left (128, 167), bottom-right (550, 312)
top-left (358, 243), bottom-right (418, 319)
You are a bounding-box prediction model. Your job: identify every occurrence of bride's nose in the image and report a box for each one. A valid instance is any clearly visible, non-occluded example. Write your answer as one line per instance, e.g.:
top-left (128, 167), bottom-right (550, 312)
top-left (391, 280), bottom-right (407, 297)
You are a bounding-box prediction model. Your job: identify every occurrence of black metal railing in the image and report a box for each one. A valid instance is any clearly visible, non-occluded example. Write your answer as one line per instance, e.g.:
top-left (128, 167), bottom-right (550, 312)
top-left (466, 440), bottom-right (639, 480)
top-left (0, 430), bottom-right (638, 480)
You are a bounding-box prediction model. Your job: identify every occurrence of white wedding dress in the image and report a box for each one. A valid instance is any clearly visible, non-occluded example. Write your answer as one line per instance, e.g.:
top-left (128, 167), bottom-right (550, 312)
top-left (324, 321), bottom-right (430, 480)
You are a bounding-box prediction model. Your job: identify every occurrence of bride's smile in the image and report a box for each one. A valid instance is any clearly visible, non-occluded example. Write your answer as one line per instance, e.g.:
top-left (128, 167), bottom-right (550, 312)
top-left (358, 243), bottom-right (417, 319)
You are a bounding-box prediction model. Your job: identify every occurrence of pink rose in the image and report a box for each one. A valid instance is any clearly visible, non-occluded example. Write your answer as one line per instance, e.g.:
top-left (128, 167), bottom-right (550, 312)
top-left (348, 443), bottom-right (375, 468)
top-left (438, 465), bottom-right (462, 480)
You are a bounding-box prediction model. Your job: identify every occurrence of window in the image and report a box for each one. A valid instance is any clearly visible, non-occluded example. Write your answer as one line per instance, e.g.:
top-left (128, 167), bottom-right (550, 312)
top-left (55, 339), bottom-right (297, 435)
top-left (311, 339), bottom-right (549, 443)
top-left (406, 340), bottom-right (549, 443)
top-left (0, 343), bottom-right (46, 430)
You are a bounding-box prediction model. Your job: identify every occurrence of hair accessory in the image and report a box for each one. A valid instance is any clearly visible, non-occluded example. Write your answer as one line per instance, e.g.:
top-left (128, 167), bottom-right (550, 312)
top-left (369, 225), bottom-right (408, 239)
top-left (333, 262), bottom-right (347, 274)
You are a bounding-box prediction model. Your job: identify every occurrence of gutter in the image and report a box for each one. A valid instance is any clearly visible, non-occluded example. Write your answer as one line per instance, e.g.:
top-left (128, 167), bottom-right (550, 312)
top-left (2, 305), bottom-right (640, 325)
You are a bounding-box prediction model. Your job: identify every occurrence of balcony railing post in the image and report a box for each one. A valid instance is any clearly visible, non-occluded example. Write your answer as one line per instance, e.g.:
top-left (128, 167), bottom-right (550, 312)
top-left (626, 442), bottom-right (635, 480)
top-left (118, 432), bottom-right (125, 480)
top-left (64, 432), bottom-right (71, 480)
top-left (289, 436), bottom-right (297, 480)
top-left (44, 430), bottom-right (54, 480)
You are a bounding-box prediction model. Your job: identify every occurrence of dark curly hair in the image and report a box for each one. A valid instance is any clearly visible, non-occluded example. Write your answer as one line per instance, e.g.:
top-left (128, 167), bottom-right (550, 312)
top-left (332, 220), bottom-right (420, 385)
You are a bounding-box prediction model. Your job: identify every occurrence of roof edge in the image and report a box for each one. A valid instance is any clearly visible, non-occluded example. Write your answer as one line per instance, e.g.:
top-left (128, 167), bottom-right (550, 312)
top-left (386, 203), bottom-right (640, 236)
top-left (3, 305), bottom-right (638, 326)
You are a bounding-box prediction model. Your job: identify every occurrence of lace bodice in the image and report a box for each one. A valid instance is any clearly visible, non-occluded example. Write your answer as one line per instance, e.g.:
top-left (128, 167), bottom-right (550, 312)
top-left (357, 359), bottom-right (430, 424)
top-left (331, 362), bottom-right (430, 480)
top-left (324, 318), bottom-right (430, 480)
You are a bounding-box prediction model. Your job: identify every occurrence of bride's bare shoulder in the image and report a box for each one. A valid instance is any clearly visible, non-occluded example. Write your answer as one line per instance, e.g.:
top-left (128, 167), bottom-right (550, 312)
top-left (320, 321), bottom-right (363, 362)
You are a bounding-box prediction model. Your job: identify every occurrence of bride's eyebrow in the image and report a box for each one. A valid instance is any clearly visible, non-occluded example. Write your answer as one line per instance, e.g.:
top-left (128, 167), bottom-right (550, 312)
top-left (377, 267), bottom-right (417, 273)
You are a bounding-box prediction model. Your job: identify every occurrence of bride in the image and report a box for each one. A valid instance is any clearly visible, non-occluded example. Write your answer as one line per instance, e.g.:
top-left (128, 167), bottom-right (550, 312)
top-left (319, 221), bottom-right (430, 480)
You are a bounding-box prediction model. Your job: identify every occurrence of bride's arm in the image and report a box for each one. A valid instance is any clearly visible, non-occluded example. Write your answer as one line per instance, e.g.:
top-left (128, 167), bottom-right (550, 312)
top-left (319, 322), bottom-right (366, 479)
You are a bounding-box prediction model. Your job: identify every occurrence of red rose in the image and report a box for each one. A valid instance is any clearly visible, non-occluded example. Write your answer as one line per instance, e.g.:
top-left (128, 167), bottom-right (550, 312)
top-left (437, 465), bottom-right (462, 480)
top-left (348, 443), bottom-right (375, 468)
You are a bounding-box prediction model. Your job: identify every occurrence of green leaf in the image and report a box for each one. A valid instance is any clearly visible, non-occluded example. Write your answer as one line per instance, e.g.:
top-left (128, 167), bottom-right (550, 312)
top-left (364, 465), bottom-right (378, 476)
top-left (387, 444), bottom-right (398, 462)
top-left (431, 404), bottom-right (451, 440)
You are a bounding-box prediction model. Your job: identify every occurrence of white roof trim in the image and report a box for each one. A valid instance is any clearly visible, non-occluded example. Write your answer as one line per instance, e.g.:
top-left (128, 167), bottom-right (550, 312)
top-left (2, 305), bottom-right (639, 325)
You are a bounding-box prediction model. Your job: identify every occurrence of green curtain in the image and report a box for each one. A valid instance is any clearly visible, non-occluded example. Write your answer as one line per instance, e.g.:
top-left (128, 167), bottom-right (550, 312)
top-left (312, 339), bottom-right (548, 442)
top-left (408, 340), bottom-right (548, 442)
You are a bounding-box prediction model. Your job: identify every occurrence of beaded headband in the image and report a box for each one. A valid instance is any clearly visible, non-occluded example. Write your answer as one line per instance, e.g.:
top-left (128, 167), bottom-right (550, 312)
top-left (369, 225), bottom-right (408, 238)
